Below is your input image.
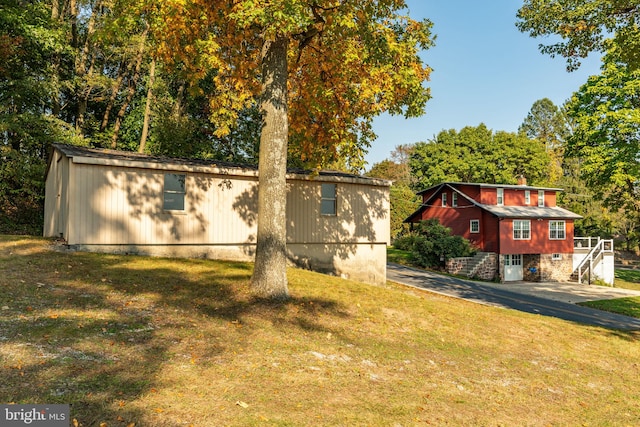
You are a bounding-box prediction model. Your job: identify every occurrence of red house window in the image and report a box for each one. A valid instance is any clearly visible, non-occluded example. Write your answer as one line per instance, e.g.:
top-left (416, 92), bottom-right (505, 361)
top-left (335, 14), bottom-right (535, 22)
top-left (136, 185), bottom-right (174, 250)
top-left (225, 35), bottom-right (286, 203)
top-left (549, 221), bottom-right (566, 240)
top-left (513, 220), bottom-right (530, 240)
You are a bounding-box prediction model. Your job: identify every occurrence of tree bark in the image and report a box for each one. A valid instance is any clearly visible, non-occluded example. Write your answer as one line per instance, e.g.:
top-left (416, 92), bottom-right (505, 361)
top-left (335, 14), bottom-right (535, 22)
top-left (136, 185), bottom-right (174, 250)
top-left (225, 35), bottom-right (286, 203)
top-left (139, 57), bottom-right (156, 153)
top-left (111, 24), bottom-right (148, 149)
top-left (250, 35), bottom-right (289, 300)
top-left (74, 0), bottom-right (101, 135)
top-left (100, 61), bottom-right (126, 132)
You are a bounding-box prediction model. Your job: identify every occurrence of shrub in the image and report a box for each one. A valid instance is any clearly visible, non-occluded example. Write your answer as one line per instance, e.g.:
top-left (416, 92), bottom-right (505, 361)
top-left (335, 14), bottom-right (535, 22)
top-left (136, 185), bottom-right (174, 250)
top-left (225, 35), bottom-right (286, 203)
top-left (393, 219), bottom-right (476, 269)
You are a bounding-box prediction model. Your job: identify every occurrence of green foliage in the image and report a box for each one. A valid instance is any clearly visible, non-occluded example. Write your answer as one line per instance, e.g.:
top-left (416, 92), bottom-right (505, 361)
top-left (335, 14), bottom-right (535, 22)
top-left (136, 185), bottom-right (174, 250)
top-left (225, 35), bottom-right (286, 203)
top-left (409, 124), bottom-right (551, 190)
top-left (565, 55), bottom-right (640, 215)
top-left (516, 0), bottom-right (640, 71)
top-left (519, 98), bottom-right (570, 151)
top-left (0, 147), bottom-right (45, 235)
top-left (393, 219), bottom-right (476, 269)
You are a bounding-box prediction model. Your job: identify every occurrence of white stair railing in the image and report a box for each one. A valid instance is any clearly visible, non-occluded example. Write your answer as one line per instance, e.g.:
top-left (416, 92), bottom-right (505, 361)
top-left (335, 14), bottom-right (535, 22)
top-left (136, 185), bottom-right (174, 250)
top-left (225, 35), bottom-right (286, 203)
top-left (573, 238), bottom-right (614, 284)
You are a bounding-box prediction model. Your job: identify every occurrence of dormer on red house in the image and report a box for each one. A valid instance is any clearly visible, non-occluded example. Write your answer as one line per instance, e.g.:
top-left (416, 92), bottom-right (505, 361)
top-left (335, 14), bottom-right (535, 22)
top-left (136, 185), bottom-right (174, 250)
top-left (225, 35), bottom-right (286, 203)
top-left (404, 181), bottom-right (583, 282)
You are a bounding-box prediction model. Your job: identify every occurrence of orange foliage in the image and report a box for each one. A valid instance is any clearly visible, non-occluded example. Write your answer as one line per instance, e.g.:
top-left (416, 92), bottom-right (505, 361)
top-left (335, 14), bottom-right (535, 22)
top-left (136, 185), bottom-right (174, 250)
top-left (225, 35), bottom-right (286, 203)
top-left (145, 0), bottom-right (433, 170)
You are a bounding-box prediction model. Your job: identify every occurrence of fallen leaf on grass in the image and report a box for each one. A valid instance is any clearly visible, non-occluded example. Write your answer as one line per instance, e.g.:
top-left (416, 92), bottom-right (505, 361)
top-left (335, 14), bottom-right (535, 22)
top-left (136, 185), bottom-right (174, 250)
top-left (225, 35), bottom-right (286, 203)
top-left (236, 401), bottom-right (249, 408)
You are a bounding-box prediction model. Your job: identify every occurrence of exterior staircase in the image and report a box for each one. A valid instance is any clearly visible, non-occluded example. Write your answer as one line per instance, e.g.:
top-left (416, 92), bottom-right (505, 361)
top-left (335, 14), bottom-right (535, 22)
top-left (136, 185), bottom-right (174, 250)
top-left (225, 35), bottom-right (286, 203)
top-left (571, 238), bottom-right (614, 284)
top-left (448, 252), bottom-right (497, 280)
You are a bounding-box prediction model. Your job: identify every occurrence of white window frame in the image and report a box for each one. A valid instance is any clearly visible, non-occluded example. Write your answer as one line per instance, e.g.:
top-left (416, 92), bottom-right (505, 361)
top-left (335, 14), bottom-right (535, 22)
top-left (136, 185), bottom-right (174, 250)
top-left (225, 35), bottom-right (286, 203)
top-left (524, 190), bottom-right (530, 205)
top-left (321, 183), bottom-right (337, 216)
top-left (163, 173), bottom-right (186, 211)
top-left (497, 188), bottom-right (504, 206)
top-left (470, 219), bottom-right (480, 233)
top-left (441, 193), bottom-right (447, 207)
top-left (549, 220), bottom-right (566, 240)
top-left (513, 220), bottom-right (531, 240)
top-left (538, 190), bottom-right (545, 207)
top-left (452, 192), bottom-right (458, 207)
top-left (552, 253), bottom-right (562, 261)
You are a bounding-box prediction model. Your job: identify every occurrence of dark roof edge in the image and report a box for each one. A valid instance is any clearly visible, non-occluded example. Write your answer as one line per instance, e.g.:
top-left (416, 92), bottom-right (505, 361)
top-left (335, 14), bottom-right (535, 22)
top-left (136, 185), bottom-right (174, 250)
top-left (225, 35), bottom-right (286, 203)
top-left (416, 181), bottom-right (563, 194)
top-left (51, 143), bottom-right (390, 186)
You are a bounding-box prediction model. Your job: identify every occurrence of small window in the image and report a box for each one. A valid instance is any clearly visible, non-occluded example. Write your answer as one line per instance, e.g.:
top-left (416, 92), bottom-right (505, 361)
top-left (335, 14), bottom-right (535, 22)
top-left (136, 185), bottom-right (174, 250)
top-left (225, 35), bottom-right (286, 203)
top-left (538, 190), bottom-right (545, 207)
top-left (470, 219), bottom-right (480, 233)
top-left (163, 173), bottom-right (185, 211)
top-left (513, 220), bottom-right (530, 240)
top-left (441, 193), bottom-right (447, 207)
top-left (452, 192), bottom-right (458, 207)
top-left (552, 253), bottom-right (562, 261)
top-left (549, 221), bottom-right (566, 240)
top-left (524, 190), bottom-right (530, 205)
top-left (497, 188), bottom-right (504, 206)
top-left (321, 183), bottom-right (337, 215)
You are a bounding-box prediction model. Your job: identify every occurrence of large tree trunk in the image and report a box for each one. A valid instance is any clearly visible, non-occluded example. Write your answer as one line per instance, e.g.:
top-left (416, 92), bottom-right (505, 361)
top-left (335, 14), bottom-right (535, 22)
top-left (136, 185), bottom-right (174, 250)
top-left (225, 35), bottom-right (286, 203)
top-left (250, 35), bottom-right (289, 300)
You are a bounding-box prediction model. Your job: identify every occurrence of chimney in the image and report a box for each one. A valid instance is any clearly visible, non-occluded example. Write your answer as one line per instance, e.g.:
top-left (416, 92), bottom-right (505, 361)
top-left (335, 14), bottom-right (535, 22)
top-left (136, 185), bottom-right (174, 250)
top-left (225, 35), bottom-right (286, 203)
top-left (517, 175), bottom-right (527, 186)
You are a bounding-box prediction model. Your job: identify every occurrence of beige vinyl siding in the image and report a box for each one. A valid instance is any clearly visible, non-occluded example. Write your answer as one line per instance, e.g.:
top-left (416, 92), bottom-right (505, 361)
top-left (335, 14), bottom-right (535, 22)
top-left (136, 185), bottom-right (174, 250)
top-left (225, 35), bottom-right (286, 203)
top-left (64, 161), bottom-right (389, 247)
top-left (44, 145), bottom-right (390, 284)
top-left (286, 180), bottom-right (389, 245)
top-left (43, 150), bottom-right (69, 238)
top-left (66, 162), bottom-right (260, 246)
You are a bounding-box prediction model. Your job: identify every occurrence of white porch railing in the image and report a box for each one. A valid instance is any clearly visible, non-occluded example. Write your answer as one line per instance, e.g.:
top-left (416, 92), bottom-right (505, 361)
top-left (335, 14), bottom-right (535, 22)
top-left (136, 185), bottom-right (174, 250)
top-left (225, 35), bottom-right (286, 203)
top-left (573, 237), bottom-right (614, 284)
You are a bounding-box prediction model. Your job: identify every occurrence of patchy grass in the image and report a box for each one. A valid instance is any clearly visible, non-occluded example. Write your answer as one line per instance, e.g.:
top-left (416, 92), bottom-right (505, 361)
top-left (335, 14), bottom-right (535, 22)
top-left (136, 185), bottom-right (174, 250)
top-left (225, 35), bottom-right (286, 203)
top-left (386, 247), bottom-right (412, 265)
top-left (615, 268), bottom-right (640, 291)
top-left (580, 297), bottom-right (640, 319)
top-left (2, 235), bottom-right (640, 426)
top-left (578, 269), bottom-right (640, 318)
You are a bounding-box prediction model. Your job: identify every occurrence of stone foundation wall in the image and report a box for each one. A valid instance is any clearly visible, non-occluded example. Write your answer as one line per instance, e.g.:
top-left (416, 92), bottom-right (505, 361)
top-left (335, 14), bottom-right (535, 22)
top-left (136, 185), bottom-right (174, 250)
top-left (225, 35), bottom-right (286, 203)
top-left (539, 253), bottom-right (573, 282)
top-left (474, 253), bottom-right (498, 281)
top-left (446, 253), bottom-right (498, 281)
top-left (446, 257), bottom-right (475, 276)
top-left (523, 254), bottom-right (541, 281)
top-left (522, 253), bottom-right (573, 282)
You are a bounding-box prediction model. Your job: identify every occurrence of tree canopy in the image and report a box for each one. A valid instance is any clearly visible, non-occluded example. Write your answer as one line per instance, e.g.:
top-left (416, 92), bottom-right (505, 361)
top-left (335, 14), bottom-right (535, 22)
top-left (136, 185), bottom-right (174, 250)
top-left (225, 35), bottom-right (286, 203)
top-left (409, 124), bottom-right (551, 190)
top-left (565, 53), bottom-right (640, 214)
top-left (150, 0), bottom-right (434, 171)
top-left (516, 0), bottom-right (640, 70)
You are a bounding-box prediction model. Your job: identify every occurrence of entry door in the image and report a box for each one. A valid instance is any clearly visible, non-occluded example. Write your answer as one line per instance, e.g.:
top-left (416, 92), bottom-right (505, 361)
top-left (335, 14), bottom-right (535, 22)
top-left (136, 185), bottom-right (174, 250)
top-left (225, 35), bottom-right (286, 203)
top-left (504, 254), bottom-right (523, 281)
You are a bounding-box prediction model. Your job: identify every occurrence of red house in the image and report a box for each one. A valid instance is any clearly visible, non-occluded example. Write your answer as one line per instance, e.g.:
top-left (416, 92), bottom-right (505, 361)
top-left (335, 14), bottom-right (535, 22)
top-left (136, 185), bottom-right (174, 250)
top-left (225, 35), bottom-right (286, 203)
top-left (405, 181), bottom-right (582, 282)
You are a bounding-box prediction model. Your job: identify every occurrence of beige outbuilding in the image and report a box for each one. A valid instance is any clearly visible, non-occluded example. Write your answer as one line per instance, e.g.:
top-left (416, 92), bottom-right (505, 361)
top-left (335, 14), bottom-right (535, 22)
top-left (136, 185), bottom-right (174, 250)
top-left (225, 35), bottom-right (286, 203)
top-left (44, 144), bottom-right (390, 285)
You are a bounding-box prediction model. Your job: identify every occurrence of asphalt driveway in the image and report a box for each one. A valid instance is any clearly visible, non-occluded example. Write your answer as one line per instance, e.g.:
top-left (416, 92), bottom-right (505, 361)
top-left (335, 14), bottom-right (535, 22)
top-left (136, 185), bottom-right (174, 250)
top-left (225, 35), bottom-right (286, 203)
top-left (387, 263), bottom-right (640, 331)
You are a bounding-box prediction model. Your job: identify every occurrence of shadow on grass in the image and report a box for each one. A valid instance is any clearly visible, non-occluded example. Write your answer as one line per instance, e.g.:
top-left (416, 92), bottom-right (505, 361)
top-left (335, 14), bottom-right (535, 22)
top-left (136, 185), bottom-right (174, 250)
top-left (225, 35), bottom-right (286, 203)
top-left (0, 239), bottom-right (350, 425)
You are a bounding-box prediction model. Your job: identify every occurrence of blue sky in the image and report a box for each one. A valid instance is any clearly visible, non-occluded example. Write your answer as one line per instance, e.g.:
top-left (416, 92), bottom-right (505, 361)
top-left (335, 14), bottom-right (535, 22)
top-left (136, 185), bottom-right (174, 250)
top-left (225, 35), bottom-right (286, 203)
top-left (365, 0), bottom-right (603, 168)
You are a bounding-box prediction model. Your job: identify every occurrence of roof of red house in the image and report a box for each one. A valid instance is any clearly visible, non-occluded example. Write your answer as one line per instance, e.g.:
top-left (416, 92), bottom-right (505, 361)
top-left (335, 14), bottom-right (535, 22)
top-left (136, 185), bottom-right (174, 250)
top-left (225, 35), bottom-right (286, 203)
top-left (416, 181), bottom-right (563, 195)
top-left (405, 182), bottom-right (582, 222)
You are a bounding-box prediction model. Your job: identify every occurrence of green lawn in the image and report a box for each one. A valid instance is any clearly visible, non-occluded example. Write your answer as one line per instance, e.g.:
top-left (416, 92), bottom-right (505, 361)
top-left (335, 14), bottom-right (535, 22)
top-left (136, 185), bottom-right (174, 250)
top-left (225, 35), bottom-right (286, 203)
top-left (578, 268), bottom-right (640, 318)
top-left (614, 268), bottom-right (640, 291)
top-left (2, 236), bottom-right (640, 426)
